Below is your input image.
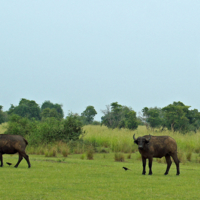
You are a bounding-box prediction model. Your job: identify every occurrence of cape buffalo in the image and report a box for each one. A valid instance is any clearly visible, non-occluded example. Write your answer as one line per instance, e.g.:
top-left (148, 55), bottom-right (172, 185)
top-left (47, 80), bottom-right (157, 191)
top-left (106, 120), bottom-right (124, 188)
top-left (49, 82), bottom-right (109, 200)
top-left (133, 134), bottom-right (180, 175)
top-left (0, 134), bottom-right (31, 168)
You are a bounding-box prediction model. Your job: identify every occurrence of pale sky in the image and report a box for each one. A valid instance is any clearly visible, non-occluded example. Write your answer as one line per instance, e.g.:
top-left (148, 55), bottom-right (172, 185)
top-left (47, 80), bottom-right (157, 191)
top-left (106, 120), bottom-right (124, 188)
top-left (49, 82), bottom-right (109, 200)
top-left (1, 1), bottom-right (200, 121)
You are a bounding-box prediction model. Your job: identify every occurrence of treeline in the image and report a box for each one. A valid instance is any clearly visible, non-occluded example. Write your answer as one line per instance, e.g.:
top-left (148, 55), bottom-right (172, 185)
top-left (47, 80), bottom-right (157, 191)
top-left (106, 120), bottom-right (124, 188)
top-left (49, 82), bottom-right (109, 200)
top-left (0, 98), bottom-right (96, 144)
top-left (140, 101), bottom-right (200, 133)
top-left (0, 98), bottom-right (98, 126)
top-left (1, 99), bottom-right (200, 139)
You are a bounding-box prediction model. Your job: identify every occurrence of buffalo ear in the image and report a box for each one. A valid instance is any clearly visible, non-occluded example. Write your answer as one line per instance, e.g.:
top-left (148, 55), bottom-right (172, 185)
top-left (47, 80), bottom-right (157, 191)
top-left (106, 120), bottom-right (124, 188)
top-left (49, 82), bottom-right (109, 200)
top-left (145, 139), bottom-right (150, 144)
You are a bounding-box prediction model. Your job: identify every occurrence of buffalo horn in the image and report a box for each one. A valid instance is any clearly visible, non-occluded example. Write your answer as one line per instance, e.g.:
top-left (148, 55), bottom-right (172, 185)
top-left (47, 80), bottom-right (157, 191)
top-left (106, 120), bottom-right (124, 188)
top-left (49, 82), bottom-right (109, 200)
top-left (133, 134), bottom-right (136, 141)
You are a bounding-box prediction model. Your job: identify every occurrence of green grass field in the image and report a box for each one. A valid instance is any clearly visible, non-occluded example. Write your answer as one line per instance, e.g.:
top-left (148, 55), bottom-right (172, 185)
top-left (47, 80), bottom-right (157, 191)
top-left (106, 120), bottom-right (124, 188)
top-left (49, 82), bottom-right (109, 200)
top-left (1, 123), bottom-right (200, 199)
top-left (1, 153), bottom-right (200, 200)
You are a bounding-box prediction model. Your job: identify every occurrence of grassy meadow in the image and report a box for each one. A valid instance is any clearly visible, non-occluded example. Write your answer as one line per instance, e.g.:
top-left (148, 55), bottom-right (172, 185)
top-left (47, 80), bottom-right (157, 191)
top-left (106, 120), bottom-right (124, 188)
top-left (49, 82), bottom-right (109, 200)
top-left (1, 153), bottom-right (200, 200)
top-left (1, 123), bottom-right (200, 199)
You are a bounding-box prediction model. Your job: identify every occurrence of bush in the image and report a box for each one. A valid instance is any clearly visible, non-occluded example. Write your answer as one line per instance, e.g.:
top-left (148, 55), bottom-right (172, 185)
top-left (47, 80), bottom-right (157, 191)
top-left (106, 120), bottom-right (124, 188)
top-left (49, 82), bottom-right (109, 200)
top-left (45, 148), bottom-right (57, 157)
top-left (62, 147), bottom-right (70, 157)
top-left (86, 146), bottom-right (94, 160)
top-left (63, 113), bottom-right (84, 141)
top-left (5, 114), bottom-right (36, 137)
top-left (80, 154), bottom-right (85, 160)
top-left (114, 153), bottom-right (125, 162)
top-left (5, 112), bottom-right (84, 145)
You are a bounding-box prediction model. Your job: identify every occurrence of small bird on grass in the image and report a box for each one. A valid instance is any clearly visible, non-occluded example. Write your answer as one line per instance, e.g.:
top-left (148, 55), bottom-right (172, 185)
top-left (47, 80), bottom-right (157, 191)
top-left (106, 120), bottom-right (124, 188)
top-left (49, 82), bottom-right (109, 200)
top-left (123, 167), bottom-right (131, 171)
top-left (6, 162), bottom-right (12, 166)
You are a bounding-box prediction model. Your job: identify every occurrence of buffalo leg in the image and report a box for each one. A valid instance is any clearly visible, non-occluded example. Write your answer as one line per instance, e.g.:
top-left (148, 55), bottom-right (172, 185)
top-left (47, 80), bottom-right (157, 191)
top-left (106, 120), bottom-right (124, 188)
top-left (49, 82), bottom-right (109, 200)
top-left (0, 153), bottom-right (3, 167)
top-left (21, 152), bottom-right (31, 168)
top-left (148, 157), bottom-right (153, 175)
top-left (164, 155), bottom-right (172, 175)
top-left (142, 156), bottom-right (146, 175)
top-left (171, 153), bottom-right (180, 175)
top-left (14, 154), bottom-right (23, 168)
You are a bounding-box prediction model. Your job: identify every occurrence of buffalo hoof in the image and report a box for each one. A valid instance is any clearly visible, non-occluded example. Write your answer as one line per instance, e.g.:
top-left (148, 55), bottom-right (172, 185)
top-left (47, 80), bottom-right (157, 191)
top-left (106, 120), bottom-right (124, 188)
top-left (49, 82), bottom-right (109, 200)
top-left (148, 173), bottom-right (152, 175)
top-left (164, 173), bottom-right (168, 175)
top-left (176, 173), bottom-right (180, 176)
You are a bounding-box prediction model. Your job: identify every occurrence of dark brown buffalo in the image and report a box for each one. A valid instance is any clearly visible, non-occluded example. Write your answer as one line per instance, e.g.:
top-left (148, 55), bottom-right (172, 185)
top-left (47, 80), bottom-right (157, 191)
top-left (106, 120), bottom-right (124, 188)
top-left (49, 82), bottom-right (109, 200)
top-left (133, 134), bottom-right (180, 175)
top-left (0, 134), bottom-right (31, 168)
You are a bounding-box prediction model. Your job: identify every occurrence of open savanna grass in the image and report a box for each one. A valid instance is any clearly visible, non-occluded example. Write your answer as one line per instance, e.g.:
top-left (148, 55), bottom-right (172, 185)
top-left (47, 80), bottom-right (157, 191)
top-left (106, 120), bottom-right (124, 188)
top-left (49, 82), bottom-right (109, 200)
top-left (83, 125), bottom-right (200, 154)
top-left (1, 153), bottom-right (200, 200)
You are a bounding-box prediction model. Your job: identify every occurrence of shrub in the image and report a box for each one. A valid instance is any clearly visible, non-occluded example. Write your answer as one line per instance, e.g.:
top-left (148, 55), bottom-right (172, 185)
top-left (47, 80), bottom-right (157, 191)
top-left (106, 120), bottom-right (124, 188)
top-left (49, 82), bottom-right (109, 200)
top-left (62, 146), bottom-right (70, 157)
top-left (5, 114), bottom-right (36, 137)
top-left (45, 148), bottom-right (57, 157)
top-left (86, 146), bottom-right (94, 160)
top-left (63, 113), bottom-right (84, 141)
top-left (114, 153), bottom-right (125, 162)
top-left (35, 118), bottom-right (63, 144)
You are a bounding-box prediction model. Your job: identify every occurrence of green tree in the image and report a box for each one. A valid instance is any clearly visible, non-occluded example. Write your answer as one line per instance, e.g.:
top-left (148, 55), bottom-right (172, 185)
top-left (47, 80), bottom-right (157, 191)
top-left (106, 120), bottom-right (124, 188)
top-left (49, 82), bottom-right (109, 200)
top-left (142, 107), bottom-right (163, 130)
top-left (63, 113), bottom-right (84, 141)
top-left (81, 106), bottom-right (97, 125)
top-left (125, 110), bottom-right (138, 130)
top-left (101, 102), bottom-right (138, 130)
top-left (7, 98), bottom-right (41, 120)
top-left (162, 101), bottom-right (190, 133)
top-left (184, 108), bottom-right (200, 132)
top-left (41, 101), bottom-right (64, 118)
top-left (41, 108), bottom-right (63, 120)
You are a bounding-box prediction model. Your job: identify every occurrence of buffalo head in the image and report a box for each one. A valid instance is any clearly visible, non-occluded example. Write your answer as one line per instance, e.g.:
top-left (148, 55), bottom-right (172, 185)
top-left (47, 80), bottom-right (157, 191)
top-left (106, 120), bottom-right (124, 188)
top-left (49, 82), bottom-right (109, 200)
top-left (133, 134), bottom-right (151, 149)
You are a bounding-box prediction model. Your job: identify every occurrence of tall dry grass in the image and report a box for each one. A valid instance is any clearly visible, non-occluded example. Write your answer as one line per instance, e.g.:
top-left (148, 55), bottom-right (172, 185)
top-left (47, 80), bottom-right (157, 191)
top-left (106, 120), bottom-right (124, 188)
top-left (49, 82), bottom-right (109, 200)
top-left (83, 125), bottom-right (200, 154)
